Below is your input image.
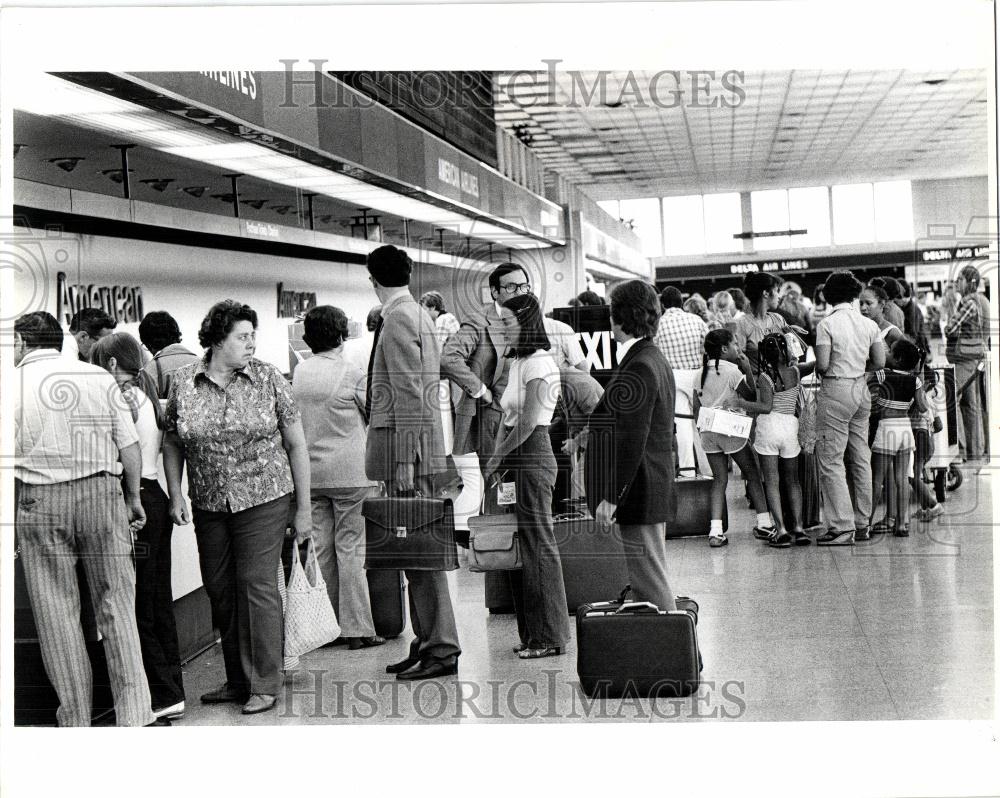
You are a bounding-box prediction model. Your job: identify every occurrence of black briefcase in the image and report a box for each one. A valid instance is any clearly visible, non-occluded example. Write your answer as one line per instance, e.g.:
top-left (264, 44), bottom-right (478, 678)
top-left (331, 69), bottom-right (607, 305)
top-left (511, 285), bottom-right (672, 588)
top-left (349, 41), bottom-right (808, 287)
top-left (576, 592), bottom-right (701, 698)
top-left (362, 496), bottom-right (458, 571)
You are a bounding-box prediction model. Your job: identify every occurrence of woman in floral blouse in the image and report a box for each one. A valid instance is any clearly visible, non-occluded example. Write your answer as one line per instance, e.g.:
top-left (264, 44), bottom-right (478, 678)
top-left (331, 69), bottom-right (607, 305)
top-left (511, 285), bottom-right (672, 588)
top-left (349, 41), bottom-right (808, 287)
top-left (163, 300), bottom-right (311, 717)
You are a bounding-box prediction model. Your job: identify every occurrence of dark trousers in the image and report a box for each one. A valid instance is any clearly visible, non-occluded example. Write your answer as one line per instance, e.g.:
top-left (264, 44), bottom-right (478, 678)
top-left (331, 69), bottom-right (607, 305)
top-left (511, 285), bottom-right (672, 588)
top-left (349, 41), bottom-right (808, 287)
top-left (506, 427), bottom-right (571, 649)
top-left (135, 479), bottom-right (184, 709)
top-left (193, 494), bottom-right (290, 696)
top-left (385, 475), bottom-right (462, 666)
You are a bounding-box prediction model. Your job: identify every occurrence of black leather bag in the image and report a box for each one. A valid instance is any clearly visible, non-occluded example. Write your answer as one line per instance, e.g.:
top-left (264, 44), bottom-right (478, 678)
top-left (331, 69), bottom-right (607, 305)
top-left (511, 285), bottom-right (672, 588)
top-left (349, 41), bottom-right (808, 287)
top-left (362, 495), bottom-right (458, 571)
top-left (576, 589), bottom-right (701, 698)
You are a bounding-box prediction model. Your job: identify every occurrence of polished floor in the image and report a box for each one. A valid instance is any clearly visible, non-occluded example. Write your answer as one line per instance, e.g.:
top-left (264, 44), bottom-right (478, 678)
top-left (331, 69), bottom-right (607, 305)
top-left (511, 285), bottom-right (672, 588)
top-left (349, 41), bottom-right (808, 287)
top-left (175, 465), bottom-right (993, 725)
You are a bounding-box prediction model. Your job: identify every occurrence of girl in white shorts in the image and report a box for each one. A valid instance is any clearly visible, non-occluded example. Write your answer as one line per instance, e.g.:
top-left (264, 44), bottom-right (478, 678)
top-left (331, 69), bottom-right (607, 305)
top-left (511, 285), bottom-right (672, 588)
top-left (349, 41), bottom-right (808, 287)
top-left (753, 333), bottom-right (814, 548)
top-left (696, 329), bottom-right (774, 548)
top-left (868, 339), bottom-right (928, 537)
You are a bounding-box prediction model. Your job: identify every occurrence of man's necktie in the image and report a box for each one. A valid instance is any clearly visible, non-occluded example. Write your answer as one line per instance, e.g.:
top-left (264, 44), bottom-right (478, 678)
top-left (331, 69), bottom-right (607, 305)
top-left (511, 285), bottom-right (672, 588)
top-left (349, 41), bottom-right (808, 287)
top-left (365, 316), bottom-right (384, 421)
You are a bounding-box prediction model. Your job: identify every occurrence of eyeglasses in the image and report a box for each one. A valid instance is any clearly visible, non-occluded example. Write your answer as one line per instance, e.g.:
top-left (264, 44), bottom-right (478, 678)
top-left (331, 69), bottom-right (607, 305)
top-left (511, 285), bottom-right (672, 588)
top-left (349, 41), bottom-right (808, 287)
top-left (498, 281), bottom-right (531, 295)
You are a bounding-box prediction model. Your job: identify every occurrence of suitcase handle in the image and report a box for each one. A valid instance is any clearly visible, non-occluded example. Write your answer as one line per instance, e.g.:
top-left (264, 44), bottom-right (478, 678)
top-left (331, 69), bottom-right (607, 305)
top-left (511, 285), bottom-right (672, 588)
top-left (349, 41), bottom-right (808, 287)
top-left (614, 601), bottom-right (660, 615)
top-left (553, 511), bottom-right (588, 522)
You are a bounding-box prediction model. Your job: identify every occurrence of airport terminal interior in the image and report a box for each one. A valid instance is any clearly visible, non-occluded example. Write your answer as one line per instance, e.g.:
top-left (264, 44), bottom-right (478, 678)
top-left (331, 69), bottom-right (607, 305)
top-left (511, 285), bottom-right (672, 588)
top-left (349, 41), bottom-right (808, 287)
top-left (5, 13), bottom-right (996, 749)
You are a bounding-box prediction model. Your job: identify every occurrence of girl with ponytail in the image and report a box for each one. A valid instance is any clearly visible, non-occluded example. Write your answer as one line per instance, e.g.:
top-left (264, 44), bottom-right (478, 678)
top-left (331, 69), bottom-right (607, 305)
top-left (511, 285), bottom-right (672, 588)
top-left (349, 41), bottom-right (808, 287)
top-left (91, 332), bottom-right (185, 718)
top-left (695, 328), bottom-right (775, 548)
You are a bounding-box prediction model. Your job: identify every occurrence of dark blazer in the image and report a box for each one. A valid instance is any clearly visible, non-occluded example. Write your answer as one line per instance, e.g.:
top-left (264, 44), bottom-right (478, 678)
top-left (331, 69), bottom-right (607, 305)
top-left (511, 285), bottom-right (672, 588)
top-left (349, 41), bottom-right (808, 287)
top-left (584, 337), bottom-right (676, 526)
top-left (440, 302), bottom-right (510, 455)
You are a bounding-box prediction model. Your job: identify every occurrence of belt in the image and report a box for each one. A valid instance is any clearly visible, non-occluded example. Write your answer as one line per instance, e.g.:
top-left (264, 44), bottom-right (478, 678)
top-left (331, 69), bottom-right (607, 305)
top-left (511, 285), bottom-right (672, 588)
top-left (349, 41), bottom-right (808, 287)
top-left (822, 375), bottom-right (865, 380)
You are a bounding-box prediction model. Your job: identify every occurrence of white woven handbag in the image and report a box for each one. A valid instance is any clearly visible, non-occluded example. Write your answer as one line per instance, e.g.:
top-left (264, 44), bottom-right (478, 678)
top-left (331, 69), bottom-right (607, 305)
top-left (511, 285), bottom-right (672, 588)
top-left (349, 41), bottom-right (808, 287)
top-left (276, 560), bottom-right (300, 671)
top-left (283, 537), bottom-right (340, 658)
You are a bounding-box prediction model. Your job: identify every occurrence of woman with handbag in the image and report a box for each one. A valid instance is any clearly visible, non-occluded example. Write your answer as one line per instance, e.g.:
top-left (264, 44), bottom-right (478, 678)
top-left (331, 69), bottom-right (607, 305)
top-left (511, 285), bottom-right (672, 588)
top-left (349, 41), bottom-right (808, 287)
top-left (162, 300), bottom-right (312, 715)
top-left (484, 293), bottom-right (570, 660)
top-left (584, 280), bottom-right (680, 610)
top-left (293, 305), bottom-right (384, 650)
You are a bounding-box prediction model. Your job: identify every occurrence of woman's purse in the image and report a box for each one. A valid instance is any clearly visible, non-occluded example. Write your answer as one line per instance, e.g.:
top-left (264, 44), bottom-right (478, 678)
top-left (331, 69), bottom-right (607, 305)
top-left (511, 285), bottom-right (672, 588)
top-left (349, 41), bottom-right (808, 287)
top-left (467, 477), bottom-right (522, 572)
top-left (283, 537), bottom-right (341, 658)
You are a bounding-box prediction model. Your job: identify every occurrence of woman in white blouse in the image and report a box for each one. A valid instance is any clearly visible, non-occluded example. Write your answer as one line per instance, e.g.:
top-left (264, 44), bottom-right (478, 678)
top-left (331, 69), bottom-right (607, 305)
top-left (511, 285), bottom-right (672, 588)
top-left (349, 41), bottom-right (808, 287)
top-left (484, 293), bottom-right (570, 660)
top-left (91, 332), bottom-right (185, 720)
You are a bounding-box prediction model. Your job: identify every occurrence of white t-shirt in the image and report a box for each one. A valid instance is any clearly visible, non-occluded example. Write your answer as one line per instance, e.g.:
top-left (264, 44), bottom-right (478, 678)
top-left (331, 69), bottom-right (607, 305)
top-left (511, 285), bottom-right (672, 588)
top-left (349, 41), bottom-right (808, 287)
top-left (542, 317), bottom-right (585, 369)
top-left (126, 386), bottom-right (163, 480)
top-left (500, 350), bottom-right (561, 427)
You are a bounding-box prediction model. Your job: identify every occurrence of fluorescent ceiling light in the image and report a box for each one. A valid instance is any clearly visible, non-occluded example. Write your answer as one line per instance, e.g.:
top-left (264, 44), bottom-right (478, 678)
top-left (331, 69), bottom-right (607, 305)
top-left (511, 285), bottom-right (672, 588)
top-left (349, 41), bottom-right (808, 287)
top-left (13, 72), bottom-right (554, 249)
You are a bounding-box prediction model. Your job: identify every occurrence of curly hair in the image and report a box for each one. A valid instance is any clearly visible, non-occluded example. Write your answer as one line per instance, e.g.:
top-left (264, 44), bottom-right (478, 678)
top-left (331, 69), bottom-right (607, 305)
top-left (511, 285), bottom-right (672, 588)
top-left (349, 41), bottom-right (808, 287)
top-left (198, 300), bottom-right (257, 352)
top-left (611, 280), bottom-right (660, 338)
top-left (302, 305), bottom-right (349, 354)
top-left (824, 270), bottom-right (865, 305)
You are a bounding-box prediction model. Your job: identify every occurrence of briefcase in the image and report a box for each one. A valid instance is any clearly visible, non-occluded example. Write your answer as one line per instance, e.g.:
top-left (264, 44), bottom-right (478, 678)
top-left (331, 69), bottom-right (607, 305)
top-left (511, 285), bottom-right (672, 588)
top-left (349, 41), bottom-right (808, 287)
top-left (576, 593), bottom-right (701, 698)
top-left (362, 496), bottom-right (458, 571)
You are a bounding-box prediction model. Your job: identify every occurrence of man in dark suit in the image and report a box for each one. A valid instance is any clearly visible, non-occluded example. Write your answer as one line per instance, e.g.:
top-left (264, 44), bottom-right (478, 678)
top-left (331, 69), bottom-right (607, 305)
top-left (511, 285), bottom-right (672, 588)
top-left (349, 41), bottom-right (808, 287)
top-left (441, 263), bottom-right (528, 529)
top-left (585, 280), bottom-right (678, 612)
top-left (365, 245), bottom-right (461, 681)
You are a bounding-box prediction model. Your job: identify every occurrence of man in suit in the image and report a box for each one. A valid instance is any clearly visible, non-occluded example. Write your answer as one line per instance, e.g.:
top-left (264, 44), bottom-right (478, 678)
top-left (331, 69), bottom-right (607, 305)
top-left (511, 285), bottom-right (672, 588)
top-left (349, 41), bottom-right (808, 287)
top-left (365, 245), bottom-right (461, 681)
top-left (440, 263), bottom-right (526, 527)
top-left (585, 280), bottom-right (678, 612)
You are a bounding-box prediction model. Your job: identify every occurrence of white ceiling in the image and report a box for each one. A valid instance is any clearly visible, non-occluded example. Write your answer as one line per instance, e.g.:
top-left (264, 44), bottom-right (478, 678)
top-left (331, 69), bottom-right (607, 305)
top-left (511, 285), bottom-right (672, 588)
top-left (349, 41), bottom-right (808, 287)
top-left (494, 69), bottom-right (990, 201)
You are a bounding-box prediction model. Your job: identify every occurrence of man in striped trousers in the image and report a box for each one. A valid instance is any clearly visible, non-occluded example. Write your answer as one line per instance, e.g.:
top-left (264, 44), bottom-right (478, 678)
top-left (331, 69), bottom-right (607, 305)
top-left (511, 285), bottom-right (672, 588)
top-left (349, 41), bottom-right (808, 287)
top-left (14, 311), bottom-right (161, 727)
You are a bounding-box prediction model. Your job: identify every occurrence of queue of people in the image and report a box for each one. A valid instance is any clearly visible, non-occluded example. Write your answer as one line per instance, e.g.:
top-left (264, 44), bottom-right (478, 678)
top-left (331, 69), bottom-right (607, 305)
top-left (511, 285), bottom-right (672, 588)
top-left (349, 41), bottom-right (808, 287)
top-left (12, 247), bottom-right (988, 725)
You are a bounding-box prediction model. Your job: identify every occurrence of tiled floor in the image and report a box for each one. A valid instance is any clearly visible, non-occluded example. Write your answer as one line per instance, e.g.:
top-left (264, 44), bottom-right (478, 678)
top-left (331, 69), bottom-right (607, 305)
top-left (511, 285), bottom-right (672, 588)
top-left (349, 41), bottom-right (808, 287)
top-left (176, 465), bottom-right (994, 725)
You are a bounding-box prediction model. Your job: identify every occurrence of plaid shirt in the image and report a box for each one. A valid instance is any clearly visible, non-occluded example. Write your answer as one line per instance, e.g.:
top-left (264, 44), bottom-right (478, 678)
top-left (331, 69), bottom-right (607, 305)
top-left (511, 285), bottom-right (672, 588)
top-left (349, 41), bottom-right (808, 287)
top-left (653, 308), bottom-right (708, 370)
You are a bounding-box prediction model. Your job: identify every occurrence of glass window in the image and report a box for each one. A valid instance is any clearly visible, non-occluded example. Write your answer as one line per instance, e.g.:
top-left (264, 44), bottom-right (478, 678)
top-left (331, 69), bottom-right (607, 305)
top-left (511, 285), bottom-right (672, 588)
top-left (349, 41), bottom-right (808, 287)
top-left (703, 192), bottom-right (743, 254)
top-left (751, 189), bottom-right (790, 250)
top-left (788, 186), bottom-right (831, 247)
top-left (662, 195), bottom-right (705, 255)
top-left (832, 183), bottom-right (875, 244)
top-left (618, 198), bottom-right (663, 257)
top-left (874, 180), bottom-right (913, 242)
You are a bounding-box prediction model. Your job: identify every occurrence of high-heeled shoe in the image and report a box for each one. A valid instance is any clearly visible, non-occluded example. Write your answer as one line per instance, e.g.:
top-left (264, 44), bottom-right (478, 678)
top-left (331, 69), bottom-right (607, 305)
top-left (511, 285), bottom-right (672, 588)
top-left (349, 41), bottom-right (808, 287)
top-left (518, 646), bottom-right (563, 659)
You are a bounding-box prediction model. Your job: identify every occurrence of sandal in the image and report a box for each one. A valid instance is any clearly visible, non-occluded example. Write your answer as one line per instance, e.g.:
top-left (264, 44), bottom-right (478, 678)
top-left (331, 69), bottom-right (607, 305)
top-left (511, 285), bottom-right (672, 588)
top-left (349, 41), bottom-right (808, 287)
top-left (789, 530), bottom-right (811, 546)
top-left (518, 646), bottom-right (563, 659)
top-left (871, 517), bottom-right (896, 534)
top-left (816, 529), bottom-right (855, 546)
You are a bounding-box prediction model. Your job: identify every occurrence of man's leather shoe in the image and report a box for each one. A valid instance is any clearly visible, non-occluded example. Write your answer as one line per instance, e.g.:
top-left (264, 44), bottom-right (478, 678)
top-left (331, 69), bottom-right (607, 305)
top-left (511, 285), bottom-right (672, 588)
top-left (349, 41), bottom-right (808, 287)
top-left (242, 694), bottom-right (277, 715)
top-left (145, 716), bottom-right (172, 726)
top-left (386, 656), bottom-right (420, 674)
top-left (200, 683), bottom-right (249, 704)
top-left (396, 659), bottom-right (458, 681)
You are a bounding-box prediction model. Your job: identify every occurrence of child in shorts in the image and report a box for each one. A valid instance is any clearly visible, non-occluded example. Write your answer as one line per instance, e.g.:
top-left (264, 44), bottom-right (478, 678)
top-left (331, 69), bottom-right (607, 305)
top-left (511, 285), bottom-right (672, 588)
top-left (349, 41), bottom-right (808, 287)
top-left (868, 339), bottom-right (928, 537)
top-left (695, 329), bottom-right (773, 548)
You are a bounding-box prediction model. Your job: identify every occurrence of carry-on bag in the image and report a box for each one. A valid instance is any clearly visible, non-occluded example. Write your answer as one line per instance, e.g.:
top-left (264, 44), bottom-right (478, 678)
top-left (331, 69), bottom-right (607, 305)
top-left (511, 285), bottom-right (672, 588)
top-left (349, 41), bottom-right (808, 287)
top-left (367, 569), bottom-right (407, 639)
top-left (576, 588), bottom-right (701, 698)
top-left (553, 511), bottom-right (632, 614)
top-left (363, 495), bottom-right (458, 571)
top-left (667, 475), bottom-right (718, 537)
top-left (469, 480), bottom-right (522, 573)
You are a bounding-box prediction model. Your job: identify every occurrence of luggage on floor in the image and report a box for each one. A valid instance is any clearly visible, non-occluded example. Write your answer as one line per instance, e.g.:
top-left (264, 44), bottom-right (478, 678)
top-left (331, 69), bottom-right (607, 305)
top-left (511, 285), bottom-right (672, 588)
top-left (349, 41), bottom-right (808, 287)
top-left (366, 569), bottom-right (407, 639)
top-left (363, 495), bottom-right (458, 571)
top-left (668, 475), bottom-right (721, 537)
top-left (14, 548), bottom-right (114, 726)
top-left (554, 512), bottom-right (633, 614)
top-left (576, 589), bottom-right (701, 698)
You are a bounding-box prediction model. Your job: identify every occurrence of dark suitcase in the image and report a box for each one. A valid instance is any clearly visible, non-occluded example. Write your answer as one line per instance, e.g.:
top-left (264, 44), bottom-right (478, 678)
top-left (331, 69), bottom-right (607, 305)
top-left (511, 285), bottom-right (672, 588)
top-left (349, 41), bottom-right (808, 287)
top-left (553, 512), bottom-right (633, 614)
top-left (14, 549), bottom-right (114, 726)
top-left (798, 451), bottom-right (823, 530)
top-left (367, 569), bottom-right (407, 639)
top-left (667, 476), bottom-right (722, 537)
top-left (363, 496), bottom-right (458, 571)
top-left (576, 592), bottom-right (701, 698)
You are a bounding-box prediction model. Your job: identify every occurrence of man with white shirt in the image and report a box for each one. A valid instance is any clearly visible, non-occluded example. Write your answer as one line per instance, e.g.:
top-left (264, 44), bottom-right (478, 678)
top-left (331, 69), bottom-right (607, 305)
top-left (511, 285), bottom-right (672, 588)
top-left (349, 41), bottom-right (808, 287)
top-left (653, 286), bottom-right (709, 477)
top-left (14, 311), bottom-right (159, 727)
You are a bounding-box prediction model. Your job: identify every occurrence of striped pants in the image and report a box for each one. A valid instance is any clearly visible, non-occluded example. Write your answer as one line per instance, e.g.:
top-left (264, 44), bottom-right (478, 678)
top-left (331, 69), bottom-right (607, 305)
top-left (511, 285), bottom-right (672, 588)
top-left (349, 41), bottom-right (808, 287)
top-left (16, 474), bottom-right (154, 727)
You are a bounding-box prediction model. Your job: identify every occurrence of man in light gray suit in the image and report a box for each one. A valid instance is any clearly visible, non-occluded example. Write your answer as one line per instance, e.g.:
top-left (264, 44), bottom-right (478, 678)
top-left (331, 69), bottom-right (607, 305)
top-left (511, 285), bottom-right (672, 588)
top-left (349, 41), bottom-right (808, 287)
top-left (365, 245), bottom-right (461, 681)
